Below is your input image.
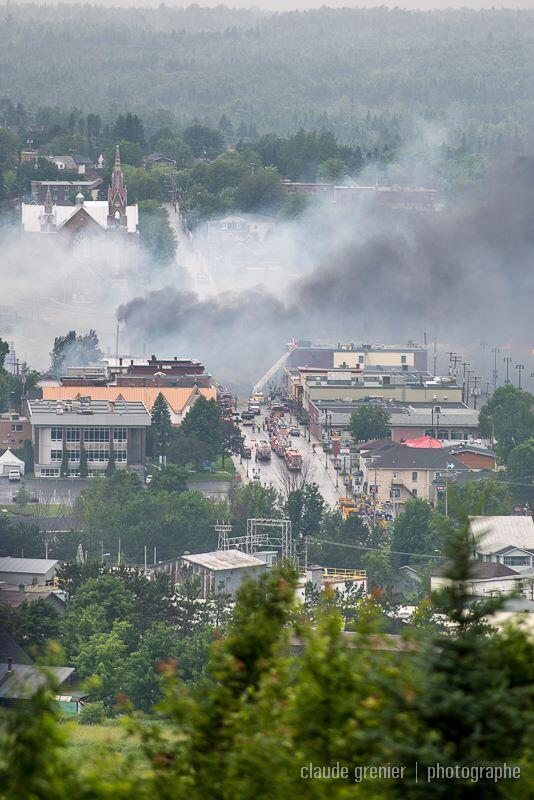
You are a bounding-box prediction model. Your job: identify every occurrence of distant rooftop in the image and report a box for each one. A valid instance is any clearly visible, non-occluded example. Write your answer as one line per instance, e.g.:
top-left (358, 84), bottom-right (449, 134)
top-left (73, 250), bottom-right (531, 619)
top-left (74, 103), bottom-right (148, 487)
top-left (470, 516), bottom-right (534, 554)
top-left (27, 398), bottom-right (151, 426)
top-left (0, 557), bottom-right (58, 575)
top-left (181, 549), bottom-right (266, 571)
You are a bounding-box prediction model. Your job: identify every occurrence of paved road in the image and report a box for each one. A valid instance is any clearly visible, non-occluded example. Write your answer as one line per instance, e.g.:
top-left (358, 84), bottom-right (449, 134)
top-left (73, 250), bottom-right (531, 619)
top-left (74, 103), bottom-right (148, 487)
top-left (0, 477), bottom-right (86, 506)
top-left (164, 203), bottom-right (214, 298)
top-left (233, 411), bottom-right (346, 508)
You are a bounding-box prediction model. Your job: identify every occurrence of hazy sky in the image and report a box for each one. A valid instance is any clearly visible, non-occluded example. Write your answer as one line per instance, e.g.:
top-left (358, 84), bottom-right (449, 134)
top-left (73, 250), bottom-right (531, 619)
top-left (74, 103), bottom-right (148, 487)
top-left (28, 1), bottom-right (534, 11)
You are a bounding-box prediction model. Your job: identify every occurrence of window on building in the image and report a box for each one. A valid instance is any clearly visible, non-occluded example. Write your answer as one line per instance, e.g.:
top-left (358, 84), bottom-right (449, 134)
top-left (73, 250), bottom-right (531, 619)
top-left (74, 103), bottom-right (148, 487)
top-left (412, 488), bottom-right (418, 497)
top-left (437, 430), bottom-right (449, 440)
top-left (114, 450), bottom-right (127, 463)
top-left (503, 556), bottom-right (531, 567)
top-left (390, 488), bottom-right (401, 499)
top-left (41, 468), bottom-right (60, 477)
top-left (358, 355), bottom-right (364, 364)
top-left (69, 469), bottom-right (80, 477)
top-left (424, 429), bottom-right (434, 437)
top-left (51, 427), bottom-right (62, 441)
top-left (113, 427), bottom-right (127, 442)
top-left (67, 450), bottom-right (80, 462)
top-left (392, 471), bottom-right (398, 479)
top-left (84, 427), bottom-right (110, 443)
top-left (86, 450), bottom-right (110, 462)
top-left (66, 427), bottom-right (80, 442)
top-left (401, 355), bottom-right (407, 364)
top-left (412, 471), bottom-right (418, 481)
top-left (450, 431), bottom-right (464, 440)
top-left (50, 449), bottom-right (63, 462)
top-left (11, 424), bottom-right (23, 432)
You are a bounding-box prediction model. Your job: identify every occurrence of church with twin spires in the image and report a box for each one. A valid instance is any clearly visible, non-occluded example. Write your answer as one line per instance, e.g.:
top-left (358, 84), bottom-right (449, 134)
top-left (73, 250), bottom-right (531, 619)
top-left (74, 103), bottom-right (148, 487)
top-left (21, 145), bottom-right (139, 242)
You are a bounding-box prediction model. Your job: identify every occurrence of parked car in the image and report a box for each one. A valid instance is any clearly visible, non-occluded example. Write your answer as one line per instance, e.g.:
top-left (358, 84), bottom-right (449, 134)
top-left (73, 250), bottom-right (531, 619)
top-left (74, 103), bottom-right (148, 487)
top-left (8, 469), bottom-right (21, 482)
top-left (242, 446), bottom-right (252, 459)
top-left (289, 427), bottom-right (300, 437)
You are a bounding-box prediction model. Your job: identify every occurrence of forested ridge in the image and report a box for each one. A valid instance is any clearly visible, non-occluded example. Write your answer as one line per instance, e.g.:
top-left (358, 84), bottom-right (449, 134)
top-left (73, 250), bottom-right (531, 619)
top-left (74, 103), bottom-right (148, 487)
top-left (3, 4), bottom-right (534, 152)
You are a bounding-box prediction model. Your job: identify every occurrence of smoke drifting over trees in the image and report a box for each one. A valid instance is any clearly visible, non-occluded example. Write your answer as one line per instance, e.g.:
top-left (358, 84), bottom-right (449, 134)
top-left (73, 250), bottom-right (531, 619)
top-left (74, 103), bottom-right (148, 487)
top-left (118, 159), bottom-right (534, 384)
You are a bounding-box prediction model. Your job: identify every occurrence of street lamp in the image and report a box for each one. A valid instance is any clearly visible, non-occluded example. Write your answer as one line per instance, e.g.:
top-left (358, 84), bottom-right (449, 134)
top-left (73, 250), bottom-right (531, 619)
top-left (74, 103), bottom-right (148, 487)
top-left (431, 405), bottom-right (441, 439)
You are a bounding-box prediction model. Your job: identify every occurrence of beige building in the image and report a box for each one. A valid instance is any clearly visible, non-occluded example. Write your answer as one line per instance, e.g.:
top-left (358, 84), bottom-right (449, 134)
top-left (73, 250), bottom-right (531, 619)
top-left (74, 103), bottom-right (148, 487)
top-left (302, 374), bottom-right (462, 411)
top-left (359, 443), bottom-right (467, 506)
top-left (333, 349), bottom-right (418, 370)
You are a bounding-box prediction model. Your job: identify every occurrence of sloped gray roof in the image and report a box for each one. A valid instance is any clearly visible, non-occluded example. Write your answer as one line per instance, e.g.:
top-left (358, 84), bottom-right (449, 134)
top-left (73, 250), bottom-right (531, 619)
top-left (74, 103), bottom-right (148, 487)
top-left (0, 664), bottom-right (73, 699)
top-left (372, 445), bottom-right (467, 471)
top-left (470, 516), bottom-right (534, 554)
top-left (0, 557), bottom-right (58, 574)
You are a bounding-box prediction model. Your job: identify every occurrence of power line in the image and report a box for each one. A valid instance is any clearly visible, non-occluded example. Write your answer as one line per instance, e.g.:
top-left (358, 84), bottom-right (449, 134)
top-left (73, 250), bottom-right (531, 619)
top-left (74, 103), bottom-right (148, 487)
top-left (312, 538), bottom-right (445, 561)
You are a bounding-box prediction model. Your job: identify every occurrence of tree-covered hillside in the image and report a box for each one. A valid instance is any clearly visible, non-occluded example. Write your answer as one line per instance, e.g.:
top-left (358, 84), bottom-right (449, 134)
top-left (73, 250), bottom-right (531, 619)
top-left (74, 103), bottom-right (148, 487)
top-left (3, 5), bottom-right (534, 152)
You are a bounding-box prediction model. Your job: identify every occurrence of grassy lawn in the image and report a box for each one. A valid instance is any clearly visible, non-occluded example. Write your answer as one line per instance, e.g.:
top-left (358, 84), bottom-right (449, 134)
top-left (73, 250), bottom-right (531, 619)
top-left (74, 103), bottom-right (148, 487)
top-left (62, 720), bottom-right (143, 763)
top-left (186, 455), bottom-right (236, 483)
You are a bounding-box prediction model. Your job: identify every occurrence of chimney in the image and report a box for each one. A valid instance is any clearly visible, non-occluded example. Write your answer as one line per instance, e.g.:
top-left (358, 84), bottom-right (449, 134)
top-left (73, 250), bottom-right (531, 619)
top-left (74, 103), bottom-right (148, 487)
top-left (119, 357), bottom-right (123, 366)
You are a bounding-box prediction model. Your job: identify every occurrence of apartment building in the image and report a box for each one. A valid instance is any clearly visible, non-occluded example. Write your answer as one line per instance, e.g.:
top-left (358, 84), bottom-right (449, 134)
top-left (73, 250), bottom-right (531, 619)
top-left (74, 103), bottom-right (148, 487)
top-left (359, 442), bottom-right (467, 506)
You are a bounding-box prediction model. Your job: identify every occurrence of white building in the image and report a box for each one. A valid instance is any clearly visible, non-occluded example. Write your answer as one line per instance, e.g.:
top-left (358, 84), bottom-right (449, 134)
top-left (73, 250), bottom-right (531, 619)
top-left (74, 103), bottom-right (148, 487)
top-left (470, 516), bottom-right (534, 572)
top-left (21, 146), bottom-right (138, 241)
top-left (0, 449), bottom-right (25, 477)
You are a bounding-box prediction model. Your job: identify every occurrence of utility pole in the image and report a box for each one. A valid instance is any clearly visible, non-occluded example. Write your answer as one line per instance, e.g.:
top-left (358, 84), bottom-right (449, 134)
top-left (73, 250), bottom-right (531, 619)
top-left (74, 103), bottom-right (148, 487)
top-left (472, 376), bottom-right (480, 409)
top-left (479, 341), bottom-right (489, 393)
top-left (461, 362), bottom-right (470, 404)
top-left (515, 363), bottom-right (525, 390)
top-left (491, 347), bottom-right (500, 391)
top-left (466, 369), bottom-right (474, 407)
top-left (503, 356), bottom-right (513, 384)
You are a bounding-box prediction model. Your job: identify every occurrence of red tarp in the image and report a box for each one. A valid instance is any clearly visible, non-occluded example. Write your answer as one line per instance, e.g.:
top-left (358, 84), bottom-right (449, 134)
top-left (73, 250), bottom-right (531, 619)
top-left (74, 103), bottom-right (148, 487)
top-left (405, 435), bottom-right (442, 449)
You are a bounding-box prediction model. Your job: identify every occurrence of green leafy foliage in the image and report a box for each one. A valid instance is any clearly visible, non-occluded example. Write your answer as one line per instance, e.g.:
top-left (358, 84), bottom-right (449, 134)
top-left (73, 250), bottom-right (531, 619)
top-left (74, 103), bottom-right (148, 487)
top-left (180, 396), bottom-right (222, 461)
top-left (349, 405), bottom-right (391, 442)
top-left (478, 385), bottom-right (534, 462)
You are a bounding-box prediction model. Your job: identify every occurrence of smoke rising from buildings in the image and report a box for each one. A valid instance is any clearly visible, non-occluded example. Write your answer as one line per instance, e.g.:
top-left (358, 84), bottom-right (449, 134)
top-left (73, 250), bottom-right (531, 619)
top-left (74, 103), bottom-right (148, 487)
top-left (2, 158), bottom-right (532, 387)
top-left (118, 159), bottom-right (534, 387)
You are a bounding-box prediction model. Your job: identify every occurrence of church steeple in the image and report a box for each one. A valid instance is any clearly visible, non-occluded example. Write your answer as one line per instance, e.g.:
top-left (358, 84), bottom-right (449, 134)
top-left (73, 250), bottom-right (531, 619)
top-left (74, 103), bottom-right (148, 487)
top-left (107, 144), bottom-right (128, 228)
top-left (41, 186), bottom-right (56, 231)
top-left (44, 186), bottom-right (53, 216)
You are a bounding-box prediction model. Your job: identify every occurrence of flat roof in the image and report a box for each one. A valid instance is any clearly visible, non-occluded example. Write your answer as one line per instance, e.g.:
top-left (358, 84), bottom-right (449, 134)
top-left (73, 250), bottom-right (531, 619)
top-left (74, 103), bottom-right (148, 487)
top-left (28, 398), bottom-right (151, 426)
top-left (181, 549), bottom-right (266, 571)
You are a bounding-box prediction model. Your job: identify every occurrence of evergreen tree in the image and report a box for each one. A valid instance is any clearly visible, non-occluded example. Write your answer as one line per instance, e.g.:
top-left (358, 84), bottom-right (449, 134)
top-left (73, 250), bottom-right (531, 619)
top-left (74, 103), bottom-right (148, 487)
top-left (60, 449), bottom-right (69, 478)
top-left (150, 393), bottom-right (172, 460)
top-left (79, 446), bottom-right (88, 478)
top-left (105, 448), bottom-right (116, 477)
top-left (180, 396), bottom-right (222, 460)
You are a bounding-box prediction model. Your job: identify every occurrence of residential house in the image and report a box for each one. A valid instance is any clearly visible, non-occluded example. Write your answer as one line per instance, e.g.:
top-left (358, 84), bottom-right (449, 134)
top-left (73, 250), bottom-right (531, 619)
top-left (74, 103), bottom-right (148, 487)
top-left (430, 560), bottom-right (534, 601)
top-left (30, 178), bottom-right (102, 205)
top-left (360, 443), bottom-right (467, 506)
top-left (470, 516), bottom-right (534, 572)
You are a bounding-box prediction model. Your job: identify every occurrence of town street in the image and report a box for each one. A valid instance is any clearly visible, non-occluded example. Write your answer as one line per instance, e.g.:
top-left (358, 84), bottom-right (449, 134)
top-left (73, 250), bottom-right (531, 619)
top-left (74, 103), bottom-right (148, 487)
top-left (233, 411), bottom-right (346, 508)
